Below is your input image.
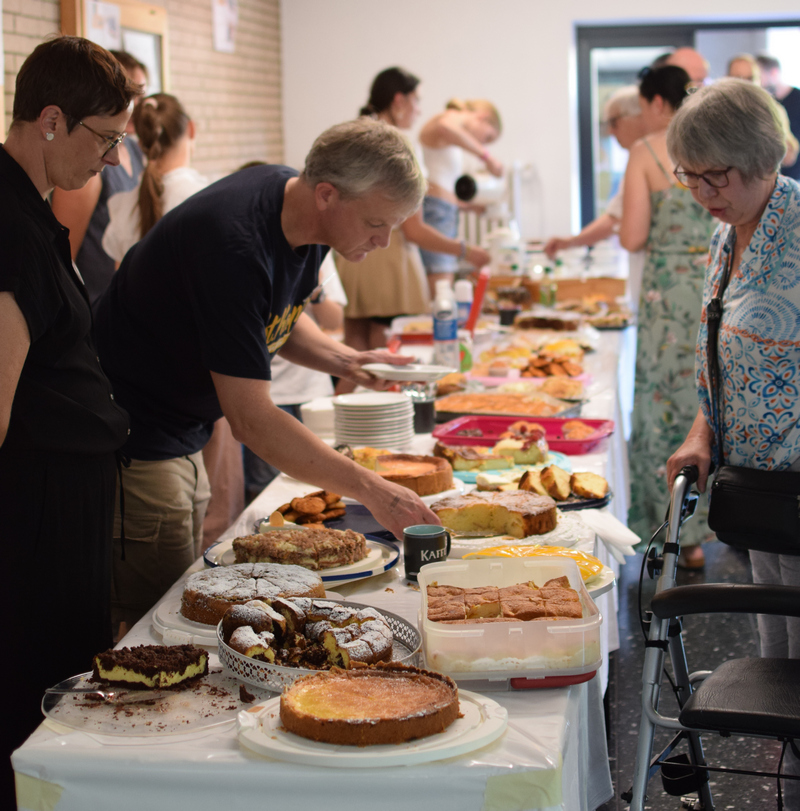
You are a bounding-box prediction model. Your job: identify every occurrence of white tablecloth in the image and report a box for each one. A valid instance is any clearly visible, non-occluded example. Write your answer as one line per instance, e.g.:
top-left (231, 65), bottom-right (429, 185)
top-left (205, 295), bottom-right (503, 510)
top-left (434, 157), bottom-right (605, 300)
top-left (13, 327), bottom-right (635, 811)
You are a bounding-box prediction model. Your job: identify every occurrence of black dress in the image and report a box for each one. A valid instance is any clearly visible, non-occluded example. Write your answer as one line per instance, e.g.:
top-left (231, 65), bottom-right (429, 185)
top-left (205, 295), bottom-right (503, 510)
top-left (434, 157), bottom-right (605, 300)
top-left (0, 145), bottom-right (129, 803)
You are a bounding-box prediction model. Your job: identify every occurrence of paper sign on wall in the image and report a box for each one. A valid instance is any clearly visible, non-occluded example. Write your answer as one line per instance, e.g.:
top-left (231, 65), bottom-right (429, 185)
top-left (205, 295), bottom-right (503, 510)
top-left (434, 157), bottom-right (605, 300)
top-left (213, 0), bottom-right (238, 54)
top-left (85, 1), bottom-right (122, 50)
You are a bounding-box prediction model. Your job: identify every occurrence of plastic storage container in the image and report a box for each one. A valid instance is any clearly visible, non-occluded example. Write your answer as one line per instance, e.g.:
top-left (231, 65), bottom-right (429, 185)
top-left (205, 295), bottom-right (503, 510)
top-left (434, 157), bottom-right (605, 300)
top-left (418, 557), bottom-right (602, 690)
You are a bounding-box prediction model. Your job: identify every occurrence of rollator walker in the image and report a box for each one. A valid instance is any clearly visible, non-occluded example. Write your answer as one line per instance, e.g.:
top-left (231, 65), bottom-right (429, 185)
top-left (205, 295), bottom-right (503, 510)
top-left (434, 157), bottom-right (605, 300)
top-left (624, 465), bottom-right (800, 810)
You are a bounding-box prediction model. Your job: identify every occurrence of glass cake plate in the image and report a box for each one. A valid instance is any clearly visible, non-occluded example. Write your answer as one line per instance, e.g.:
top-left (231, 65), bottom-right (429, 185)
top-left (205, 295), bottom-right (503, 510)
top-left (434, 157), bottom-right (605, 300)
top-left (42, 666), bottom-right (272, 737)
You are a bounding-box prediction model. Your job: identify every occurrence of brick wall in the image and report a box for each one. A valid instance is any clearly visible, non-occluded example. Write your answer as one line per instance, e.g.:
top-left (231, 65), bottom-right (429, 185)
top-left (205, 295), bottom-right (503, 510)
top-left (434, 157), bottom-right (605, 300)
top-left (2, 0), bottom-right (284, 177)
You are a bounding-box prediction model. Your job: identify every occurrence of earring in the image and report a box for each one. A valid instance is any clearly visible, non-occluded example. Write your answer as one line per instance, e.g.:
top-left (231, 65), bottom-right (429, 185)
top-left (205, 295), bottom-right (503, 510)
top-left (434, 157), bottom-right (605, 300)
top-left (46, 132), bottom-right (54, 141)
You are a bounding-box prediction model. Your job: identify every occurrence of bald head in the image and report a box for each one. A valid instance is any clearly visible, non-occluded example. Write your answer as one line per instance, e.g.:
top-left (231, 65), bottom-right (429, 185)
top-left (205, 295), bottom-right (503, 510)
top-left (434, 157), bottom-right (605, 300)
top-left (666, 48), bottom-right (708, 85)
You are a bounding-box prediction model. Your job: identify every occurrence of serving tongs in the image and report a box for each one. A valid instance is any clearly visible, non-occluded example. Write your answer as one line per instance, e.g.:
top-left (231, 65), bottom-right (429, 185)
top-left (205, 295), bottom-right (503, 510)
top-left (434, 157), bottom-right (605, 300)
top-left (44, 685), bottom-right (172, 705)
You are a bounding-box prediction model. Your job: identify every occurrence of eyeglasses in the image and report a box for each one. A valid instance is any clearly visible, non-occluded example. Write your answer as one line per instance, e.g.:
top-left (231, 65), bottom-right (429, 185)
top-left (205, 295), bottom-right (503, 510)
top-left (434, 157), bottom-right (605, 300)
top-left (673, 166), bottom-right (734, 189)
top-left (76, 120), bottom-right (127, 156)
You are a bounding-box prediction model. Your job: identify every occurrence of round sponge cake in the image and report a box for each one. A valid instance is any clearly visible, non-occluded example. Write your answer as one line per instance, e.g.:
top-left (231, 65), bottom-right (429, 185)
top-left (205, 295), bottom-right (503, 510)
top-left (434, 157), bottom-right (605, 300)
top-left (181, 563), bottom-right (326, 626)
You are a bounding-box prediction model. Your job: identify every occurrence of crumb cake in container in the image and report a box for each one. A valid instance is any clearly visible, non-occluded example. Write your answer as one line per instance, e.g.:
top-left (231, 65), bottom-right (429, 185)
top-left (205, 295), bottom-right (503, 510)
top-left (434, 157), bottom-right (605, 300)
top-left (180, 563), bottom-right (326, 626)
top-left (279, 662), bottom-right (460, 746)
top-left (418, 558), bottom-right (602, 685)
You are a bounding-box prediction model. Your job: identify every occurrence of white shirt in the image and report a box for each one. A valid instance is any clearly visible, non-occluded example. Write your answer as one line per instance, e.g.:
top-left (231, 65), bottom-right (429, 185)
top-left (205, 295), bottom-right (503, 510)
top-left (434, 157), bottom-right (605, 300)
top-left (102, 167), bottom-right (209, 263)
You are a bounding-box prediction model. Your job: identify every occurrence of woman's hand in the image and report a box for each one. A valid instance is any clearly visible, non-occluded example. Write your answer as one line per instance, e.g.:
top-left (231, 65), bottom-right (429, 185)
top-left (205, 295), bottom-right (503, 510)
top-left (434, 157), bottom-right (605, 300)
top-left (544, 236), bottom-right (573, 260)
top-left (482, 153), bottom-right (504, 178)
top-left (666, 409), bottom-right (714, 493)
top-left (464, 245), bottom-right (490, 269)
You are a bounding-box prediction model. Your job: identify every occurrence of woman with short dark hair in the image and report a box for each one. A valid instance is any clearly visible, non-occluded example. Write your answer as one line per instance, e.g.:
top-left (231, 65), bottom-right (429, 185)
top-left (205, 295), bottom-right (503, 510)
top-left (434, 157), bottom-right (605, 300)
top-left (0, 35), bottom-right (138, 803)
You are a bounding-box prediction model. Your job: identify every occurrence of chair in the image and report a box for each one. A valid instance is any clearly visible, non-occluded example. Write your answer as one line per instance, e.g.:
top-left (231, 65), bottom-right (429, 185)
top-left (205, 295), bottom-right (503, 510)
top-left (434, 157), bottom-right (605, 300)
top-left (624, 466), bottom-right (800, 810)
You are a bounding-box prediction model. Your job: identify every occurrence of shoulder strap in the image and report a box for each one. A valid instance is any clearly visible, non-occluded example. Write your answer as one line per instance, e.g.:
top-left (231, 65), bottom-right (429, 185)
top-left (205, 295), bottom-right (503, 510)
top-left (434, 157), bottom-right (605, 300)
top-left (707, 229), bottom-right (737, 461)
top-left (642, 138), bottom-right (672, 184)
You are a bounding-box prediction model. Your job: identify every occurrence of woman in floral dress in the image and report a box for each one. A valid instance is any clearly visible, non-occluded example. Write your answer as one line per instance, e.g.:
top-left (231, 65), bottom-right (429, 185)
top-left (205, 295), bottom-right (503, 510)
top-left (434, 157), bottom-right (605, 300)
top-left (620, 66), bottom-right (716, 565)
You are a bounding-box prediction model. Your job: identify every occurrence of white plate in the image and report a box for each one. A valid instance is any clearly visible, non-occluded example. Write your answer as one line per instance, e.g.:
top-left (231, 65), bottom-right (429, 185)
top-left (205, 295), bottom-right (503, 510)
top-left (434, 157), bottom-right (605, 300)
top-left (340, 478), bottom-right (466, 506)
top-left (42, 667), bottom-right (272, 737)
top-left (448, 510), bottom-right (597, 558)
top-left (200, 536), bottom-right (401, 586)
top-left (237, 689), bottom-right (507, 767)
top-left (361, 363), bottom-right (457, 383)
top-left (586, 565), bottom-right (616, 597)
top-left (332, 392), bottom-right (413, 408)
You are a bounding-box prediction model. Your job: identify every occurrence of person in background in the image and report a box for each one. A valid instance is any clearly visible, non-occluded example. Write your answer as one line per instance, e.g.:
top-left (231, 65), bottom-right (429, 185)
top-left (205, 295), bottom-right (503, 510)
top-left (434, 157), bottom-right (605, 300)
top-left (728, 53), bottom-right (799, 173)
top-left (620, 65), bottom-right (715, 569)
top-left (665, 79), bottom-right (800, 808)
top-left (653, 47), bottom-right (708, 86)
top-left (419, 97), bottom-right (502, 294)
top-left (337, 67), bottom-right (490, 363)
top-left (51, 50), bottom-right (146, 306)
top-left (102, 93), bottom-right (207, 263)
top-left (757, 54), bottom-right (800, 182)
top-left (94, 118), bottom-right (440, 632)
top-left (101, 93), bottom-right (241, 556)
top-left (0, 36), bottom-right (138, 804)
top-left (727, 53), bottom-right (760, 82)
top-left (544, 86), bottom-right (645, 259)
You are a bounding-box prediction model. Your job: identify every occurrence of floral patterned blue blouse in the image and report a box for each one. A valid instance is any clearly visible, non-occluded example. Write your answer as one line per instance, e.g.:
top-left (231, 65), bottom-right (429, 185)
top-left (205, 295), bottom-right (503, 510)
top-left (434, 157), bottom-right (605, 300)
top-left (697, 174), bottom-right (800, 470)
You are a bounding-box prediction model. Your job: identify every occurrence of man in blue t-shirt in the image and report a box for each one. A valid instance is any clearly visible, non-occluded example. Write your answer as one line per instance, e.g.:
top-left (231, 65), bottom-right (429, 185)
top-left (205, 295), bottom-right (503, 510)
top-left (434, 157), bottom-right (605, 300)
top-left (96, 118), bottom-right (439, 631)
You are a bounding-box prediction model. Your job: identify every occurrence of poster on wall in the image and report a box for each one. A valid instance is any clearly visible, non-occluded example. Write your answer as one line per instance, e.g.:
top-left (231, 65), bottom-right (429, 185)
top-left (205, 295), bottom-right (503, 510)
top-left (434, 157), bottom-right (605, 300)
top-left (212, 0), bottom-right (238, 53)
top-left (122, 29), bottom-right (162, 94)
top-left (85, 1), bottom-right (122, 50)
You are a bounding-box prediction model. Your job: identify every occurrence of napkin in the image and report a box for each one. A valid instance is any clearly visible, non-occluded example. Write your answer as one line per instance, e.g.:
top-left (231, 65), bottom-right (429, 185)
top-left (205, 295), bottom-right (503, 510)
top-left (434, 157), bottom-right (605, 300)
top-left (573, 509), bottom-right (639, 563)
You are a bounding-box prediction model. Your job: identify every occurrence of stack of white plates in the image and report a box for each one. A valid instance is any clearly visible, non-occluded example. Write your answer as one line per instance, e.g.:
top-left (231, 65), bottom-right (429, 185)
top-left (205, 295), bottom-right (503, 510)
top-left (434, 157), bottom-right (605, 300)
top-left (332, 392), bottom-right (415, 449)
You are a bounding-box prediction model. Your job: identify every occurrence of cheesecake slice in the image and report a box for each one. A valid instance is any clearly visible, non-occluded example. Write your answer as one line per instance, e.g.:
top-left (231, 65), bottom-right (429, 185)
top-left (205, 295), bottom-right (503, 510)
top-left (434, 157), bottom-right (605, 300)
top-left (92, 644), bottom-right (209, 689)
top-left (434, 441), bottom-right (514, 471)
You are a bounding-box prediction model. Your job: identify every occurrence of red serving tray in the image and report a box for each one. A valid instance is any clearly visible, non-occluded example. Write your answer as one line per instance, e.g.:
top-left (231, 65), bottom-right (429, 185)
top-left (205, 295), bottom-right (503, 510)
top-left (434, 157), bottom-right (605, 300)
top-left (432, 415), bottom-right (614, 455)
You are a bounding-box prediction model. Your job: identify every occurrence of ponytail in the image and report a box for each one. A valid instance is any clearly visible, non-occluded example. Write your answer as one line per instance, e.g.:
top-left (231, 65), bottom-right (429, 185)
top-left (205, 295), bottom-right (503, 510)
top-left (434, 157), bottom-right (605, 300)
top-left (132, 93), bottom-right (190, 238)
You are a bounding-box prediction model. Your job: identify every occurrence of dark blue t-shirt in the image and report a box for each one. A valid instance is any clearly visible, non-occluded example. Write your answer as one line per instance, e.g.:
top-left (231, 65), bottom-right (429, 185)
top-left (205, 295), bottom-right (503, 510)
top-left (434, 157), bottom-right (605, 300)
top-left (95, 164), bottom-right (327, 460)
top-left (780, 87), bottom-right (800, 182)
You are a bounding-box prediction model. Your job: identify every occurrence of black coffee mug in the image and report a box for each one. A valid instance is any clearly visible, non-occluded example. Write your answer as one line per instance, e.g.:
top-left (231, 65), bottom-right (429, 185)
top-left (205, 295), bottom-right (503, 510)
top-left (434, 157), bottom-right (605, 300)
top-left (403, 524), bottom-right (451, 581)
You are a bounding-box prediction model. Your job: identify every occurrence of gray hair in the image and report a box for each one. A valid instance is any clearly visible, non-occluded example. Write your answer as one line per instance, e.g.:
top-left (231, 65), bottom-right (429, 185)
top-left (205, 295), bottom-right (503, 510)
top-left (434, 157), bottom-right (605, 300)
top-left (667, 79), bottom-right (786, 181)
top-left (604, 85), bottom-right (640, 121)
top-left (301, 118), bottom-right (425, 211)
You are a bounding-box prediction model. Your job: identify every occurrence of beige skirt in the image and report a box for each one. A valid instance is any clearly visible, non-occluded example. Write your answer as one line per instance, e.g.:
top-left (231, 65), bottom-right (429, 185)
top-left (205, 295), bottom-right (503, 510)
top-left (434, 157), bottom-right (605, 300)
top-left (337, 229), bottom-right (430, 319)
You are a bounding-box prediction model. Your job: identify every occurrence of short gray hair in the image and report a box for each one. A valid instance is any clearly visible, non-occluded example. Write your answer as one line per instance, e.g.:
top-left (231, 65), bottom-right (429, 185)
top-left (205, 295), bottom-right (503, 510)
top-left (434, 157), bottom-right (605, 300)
top-left (604, 86), bottom-right (640, 121)
top-left (301, 118), bottom-right (425, 211)
top-left (667, 78), bottom-right (786, 181)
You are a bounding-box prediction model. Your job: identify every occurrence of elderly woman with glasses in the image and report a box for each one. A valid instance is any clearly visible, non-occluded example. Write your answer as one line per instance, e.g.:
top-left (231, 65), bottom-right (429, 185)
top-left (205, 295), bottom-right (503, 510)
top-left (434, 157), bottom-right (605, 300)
top-left (620, 65), bottom-right (716, 568)
top-left (0, 37), bottom-right (139, 803)
top-left (665, 77), bottom-right (800, 810)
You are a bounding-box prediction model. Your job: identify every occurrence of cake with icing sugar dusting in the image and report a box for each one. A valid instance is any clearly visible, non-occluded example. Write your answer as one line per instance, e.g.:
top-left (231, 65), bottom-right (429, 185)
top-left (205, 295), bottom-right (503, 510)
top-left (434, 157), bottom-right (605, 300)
top-left (180, 562), bottom-right (326, 625)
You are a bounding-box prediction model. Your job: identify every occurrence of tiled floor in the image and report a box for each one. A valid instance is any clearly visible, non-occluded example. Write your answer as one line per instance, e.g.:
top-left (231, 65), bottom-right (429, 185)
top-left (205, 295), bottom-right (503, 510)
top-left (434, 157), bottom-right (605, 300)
top-left (597, 539), bottom-right (789, 810)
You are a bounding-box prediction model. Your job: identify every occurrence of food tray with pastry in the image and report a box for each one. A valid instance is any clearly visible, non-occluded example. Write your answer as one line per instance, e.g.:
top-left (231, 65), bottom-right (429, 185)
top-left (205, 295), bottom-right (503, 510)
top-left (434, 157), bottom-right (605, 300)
top-left (217, 599), bottom-right (421, 692)
top-left (203, 532), bottom-right (400, 585)
top-left (388, 314), bottom-right (498, 344)
top-left (417, 557), bottom-right (602, 688)
top-left (238, 684), bottom-right (507, 767)
top-left (462, 545), bottom-right (616, 598)
top-left (434, 391), bottom-right (580, 422)
top-left (474, 463), bottom-right (612, 512)
top-left (433, 415), bottom-right (615, 454)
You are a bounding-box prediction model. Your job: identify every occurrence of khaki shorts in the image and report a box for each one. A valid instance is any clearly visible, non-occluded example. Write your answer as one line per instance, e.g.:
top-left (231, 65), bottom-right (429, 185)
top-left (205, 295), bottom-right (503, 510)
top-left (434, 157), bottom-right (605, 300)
top-left (111, 452), bottom-right (211, 630)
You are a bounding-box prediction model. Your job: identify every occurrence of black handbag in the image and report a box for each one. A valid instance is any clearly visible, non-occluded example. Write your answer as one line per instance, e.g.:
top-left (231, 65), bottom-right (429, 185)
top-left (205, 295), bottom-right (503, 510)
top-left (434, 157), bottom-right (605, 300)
top-left (705, 231), bottom-right (800, 556)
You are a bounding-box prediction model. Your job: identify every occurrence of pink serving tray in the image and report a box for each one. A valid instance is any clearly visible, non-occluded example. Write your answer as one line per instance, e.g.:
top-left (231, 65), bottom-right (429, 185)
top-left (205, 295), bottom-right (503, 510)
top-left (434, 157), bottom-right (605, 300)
top-left (432, 415), bottom-right (615, 455)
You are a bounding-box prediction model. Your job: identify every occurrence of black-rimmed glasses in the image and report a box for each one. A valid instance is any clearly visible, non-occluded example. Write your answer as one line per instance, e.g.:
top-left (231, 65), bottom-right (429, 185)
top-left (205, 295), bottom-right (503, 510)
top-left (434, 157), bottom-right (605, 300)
top-left (673, 166), bottom-right (734, 189)
top-left (76, 120), bottom-right (127, 157)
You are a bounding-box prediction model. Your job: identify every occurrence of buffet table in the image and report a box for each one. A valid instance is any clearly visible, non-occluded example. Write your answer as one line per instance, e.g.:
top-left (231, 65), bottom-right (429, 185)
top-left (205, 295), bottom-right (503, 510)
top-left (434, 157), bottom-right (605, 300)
top-left (12, 325), bottom-right (635, 811)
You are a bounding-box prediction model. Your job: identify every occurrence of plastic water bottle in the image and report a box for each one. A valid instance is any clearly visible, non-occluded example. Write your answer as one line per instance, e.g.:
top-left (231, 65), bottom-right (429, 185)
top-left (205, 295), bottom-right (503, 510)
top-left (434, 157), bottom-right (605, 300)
top-left (432, 279), bottom-right (460, 370)
top-left (454, 279), bottom-right (473, 327)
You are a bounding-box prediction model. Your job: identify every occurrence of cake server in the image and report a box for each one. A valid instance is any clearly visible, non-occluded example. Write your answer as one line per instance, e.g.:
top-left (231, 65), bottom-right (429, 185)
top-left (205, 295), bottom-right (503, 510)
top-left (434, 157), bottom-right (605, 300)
top-left (44, 686), bottom-right (173, 705)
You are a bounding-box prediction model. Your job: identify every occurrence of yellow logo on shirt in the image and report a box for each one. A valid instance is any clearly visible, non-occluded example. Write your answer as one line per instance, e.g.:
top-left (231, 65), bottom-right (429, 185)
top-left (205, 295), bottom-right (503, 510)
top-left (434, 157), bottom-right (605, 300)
top-left (264, 301), bottom-right (305, 354)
